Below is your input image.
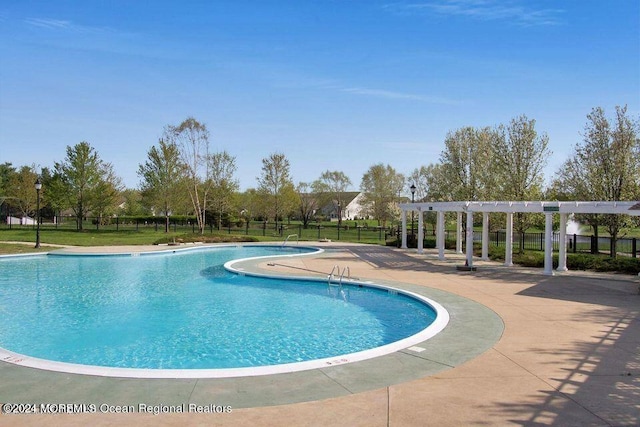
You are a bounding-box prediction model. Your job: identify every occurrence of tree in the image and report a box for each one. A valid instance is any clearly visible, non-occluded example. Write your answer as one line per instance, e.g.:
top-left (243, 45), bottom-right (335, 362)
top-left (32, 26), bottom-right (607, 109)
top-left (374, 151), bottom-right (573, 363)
top-left (138, 139), bottom-right (186, 232)
top-left (360, 163), bottom-right (405, 227)
top-left (296, 182), bottom-right (318, 228)
top-left (493, 115), bottom-right (550, 243)
top-left (91, 162), bottom-right (123, 225)
top-left (313, 170), bottom-right (352, 226)
top-left (118, 189), bottom-right (147, 217)
top-left (207, 150), bottom-right (239, 229)
top-left (0, 162), bottom-right (16, 198)
top-left (408, 164), bottom-right (442, 234)
top-left (4, 165), bottom-right (39, 218)
top-left (257, 152), bottom-right (294, 229)
top-left (408, 165), bottom-right (433, 202)
top-left (54, 142), bottom-right (120, 230)
top-left (164, 117), bottom-right (211, 234)
top-left (439, 127), bottom-right (496, 201)
top-left (553, 105), bottom-right (640, 257)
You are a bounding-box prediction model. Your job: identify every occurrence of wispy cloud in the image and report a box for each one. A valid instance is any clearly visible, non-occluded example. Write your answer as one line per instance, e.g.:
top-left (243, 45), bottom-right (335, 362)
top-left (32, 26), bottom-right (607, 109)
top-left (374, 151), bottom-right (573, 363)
top-left (24, 17), bottom-right (117, 34)
top-left (25, 18), bottom-right (72, 30)
top-left (385, 1), bottom-right (564, 27)
top-left (341, 86), bottom-right (461, 105)
top-left (272, 72), bottom-right (461, 105)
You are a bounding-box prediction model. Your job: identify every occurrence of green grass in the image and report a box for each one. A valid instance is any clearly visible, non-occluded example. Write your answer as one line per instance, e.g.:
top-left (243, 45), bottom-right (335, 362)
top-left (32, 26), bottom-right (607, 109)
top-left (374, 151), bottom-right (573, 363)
top-left (0, 242), bottom-right (51, 254)
top-left (0, 222), bottom-right (392, 255)
top-left (0, 228), bottom-right (179, 247)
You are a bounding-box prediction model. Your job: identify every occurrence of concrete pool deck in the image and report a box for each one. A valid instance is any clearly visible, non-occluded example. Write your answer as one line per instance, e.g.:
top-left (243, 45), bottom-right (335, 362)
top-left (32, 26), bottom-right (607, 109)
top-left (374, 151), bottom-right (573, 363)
top-left (1, 242), bottom-right (639, 426)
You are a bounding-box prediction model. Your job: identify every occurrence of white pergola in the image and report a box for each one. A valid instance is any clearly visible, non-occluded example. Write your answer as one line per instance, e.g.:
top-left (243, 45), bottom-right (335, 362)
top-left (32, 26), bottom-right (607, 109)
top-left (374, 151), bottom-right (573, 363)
top-left (399, 201), bottom-right (640, 275)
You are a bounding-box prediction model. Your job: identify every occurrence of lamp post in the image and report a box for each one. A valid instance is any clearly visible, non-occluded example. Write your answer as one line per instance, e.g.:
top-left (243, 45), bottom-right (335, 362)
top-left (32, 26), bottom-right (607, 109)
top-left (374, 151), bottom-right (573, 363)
top-left (35, 177), bottom-right (42, 248)
top-left (337, 201), bottom-right (341, 240)
top-left (410, 184), bottom-right (416, 239)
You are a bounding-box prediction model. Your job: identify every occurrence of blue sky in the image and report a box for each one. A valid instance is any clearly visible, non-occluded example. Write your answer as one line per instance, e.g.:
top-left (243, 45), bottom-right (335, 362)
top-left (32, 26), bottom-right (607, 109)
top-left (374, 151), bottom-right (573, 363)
top-left (1, 1), bottom-right (638, 192)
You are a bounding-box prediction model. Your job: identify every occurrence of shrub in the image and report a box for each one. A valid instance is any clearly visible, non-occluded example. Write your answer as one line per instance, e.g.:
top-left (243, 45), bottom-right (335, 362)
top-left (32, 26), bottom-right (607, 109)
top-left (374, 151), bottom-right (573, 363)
top-left (487, 244), bottom-right (639, 274)
top-left (153, 233), bottom-right (258, 245)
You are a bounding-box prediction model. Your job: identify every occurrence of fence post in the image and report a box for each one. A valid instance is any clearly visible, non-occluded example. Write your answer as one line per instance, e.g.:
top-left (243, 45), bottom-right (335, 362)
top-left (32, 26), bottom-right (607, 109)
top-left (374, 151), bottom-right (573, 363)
top-left (590, 235), bottom-right (596, 254)
top-left (337, 224), bottom-right (340, 240)
top-left (632, 237), bottom-right (637, 258)
top-left (358, 227), bottom-right (361, 241)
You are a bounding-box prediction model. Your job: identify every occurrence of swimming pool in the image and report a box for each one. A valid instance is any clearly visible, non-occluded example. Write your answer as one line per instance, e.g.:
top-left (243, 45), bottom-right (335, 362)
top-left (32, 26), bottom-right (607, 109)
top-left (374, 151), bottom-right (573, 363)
top-left (0, 245), bottom-right (448, 378)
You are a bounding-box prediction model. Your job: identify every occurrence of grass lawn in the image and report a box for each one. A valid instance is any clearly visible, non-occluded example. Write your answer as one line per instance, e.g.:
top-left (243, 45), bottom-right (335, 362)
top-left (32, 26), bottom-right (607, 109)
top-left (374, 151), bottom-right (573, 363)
top-left (0, 228), bottom-right (279, 255)
top-left (0, 242), bottom-right (52, 255)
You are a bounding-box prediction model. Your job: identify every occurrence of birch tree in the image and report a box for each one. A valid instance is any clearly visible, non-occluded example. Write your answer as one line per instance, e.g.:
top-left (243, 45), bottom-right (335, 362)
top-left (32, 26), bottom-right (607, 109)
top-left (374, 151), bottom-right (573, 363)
top-left (164, 117), bottom-right (210, 234)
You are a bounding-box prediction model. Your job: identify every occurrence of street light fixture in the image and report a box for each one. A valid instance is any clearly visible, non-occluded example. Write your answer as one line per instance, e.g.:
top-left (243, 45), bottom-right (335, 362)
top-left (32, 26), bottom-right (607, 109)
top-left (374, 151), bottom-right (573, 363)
top-left (35, 177), bottom-right (42, 248)
top-left (410, 184), bottom-right (416, 239)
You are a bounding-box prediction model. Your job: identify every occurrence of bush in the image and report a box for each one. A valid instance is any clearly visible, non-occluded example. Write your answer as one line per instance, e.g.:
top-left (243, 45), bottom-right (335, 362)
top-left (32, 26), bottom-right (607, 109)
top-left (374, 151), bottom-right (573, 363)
top-left (568, 253), bottom-right (640, 274)
top-left (153, 233), bottom-right (258, 245)
top-left (488, 244), bottom-right (640, 274)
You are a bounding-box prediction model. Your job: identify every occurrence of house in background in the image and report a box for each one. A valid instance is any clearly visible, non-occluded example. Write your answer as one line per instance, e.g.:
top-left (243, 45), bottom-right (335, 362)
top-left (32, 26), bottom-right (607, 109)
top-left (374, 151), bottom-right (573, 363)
top-left (319, 192), bottom-right (370, 221)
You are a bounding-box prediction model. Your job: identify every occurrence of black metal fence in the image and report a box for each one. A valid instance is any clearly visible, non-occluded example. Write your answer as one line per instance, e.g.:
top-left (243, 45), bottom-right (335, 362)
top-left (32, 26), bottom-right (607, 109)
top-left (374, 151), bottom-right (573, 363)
top-left (403, 226), bottom-right (638, 258)
top-left (485, 230), bottom-right (638, 258)
top-left (1, 216), bottom-right (395, 243)
top-left (2, 216), bottom-right (638, 256)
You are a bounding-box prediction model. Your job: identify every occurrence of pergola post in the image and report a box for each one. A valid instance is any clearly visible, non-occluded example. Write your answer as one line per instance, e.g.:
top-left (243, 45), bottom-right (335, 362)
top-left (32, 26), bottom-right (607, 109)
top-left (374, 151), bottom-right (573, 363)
top-left (417, 208), bottom-right (424, 254)
top-left (401, 209), bottom-right (408, 249)
top-left (456, 212), bottom-right (463, 254)
top-left (544, 212), bottom-right (554, 275)
top-left (437, 210), bottom-right (445, 260)
top-left (557, 213), bottom-right (568, 272)
top-left (466, 211), bottom-right (474, 268)
top-left (481, 212), bottom-right (489, 261)
top-left (505, 212), bottom-right (513, 267)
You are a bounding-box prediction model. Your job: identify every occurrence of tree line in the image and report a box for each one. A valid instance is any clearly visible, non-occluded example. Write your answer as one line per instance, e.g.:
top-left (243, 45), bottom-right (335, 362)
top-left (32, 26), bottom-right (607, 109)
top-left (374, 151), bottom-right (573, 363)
top-left (1, 106), bottom-right (638, 241)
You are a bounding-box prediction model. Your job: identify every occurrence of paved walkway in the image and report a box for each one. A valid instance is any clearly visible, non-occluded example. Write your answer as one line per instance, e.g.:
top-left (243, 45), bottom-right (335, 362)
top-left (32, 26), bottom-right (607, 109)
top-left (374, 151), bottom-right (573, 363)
top-left (1, 243), bottom-right (639, 426)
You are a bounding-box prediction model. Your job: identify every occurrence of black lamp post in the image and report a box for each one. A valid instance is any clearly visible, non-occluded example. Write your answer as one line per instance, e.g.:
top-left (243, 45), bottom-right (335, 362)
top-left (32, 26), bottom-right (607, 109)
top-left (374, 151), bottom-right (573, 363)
top-left (35, 177), bottom-right (42, 248)
top-left (410, 184), bottom-right (416, 238)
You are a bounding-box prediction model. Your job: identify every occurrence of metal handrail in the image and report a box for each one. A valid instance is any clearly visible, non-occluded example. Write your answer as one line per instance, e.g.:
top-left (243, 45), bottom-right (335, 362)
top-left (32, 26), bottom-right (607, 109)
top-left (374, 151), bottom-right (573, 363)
top-left (339, 266), bottom-right (350, 286)
top-left (282, 234), bottom-right (299, 246)
top-left (328, 265), bottom-right (340, 286)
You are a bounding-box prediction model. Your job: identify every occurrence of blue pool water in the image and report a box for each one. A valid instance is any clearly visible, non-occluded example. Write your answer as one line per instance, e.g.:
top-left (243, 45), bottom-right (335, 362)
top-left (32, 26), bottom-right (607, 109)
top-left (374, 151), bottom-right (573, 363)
top-left (0, 246), bottom-right (437, 370)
